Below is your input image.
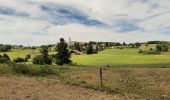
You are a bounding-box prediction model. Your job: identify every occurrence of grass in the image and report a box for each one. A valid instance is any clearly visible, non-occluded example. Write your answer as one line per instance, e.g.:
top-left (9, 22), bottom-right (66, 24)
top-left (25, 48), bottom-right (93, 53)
top-left (59, 67), bottom-right (170, 100)
top-left (0, 48), bottom-right (40, 60)
top-left (0, 48), bottom-right (170, 99)
top-left (0, 64), bottom-right (170, 100)
top-left (0, 64), bottom-right (60, 76)
top-left (72, 48), bottom-right (170, 66)
top-left (1, 48), bottom-right (170, 66)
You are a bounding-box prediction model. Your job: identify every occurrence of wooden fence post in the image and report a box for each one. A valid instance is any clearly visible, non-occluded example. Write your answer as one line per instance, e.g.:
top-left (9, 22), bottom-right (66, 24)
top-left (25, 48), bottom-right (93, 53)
top-left (100, 67), bottom-right (103, 87)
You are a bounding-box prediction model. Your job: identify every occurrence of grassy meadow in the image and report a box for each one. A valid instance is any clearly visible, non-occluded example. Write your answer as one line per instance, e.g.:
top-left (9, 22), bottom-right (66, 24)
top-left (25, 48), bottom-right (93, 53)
top-left (0, 49), bottom-right (40, 60)
top-left (1, 48), bottom-right (170, 66)
top-left (72, 49), bottom-right (170, 66)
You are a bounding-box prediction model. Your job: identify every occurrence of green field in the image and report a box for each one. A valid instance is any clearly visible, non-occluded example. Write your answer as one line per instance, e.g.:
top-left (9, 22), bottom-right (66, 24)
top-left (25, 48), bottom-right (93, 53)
top-left (0, 49), bottom-right (40, 60)
top-left (72, 49), bottom-right (170, 66)
top-left (1, 48), bottom-right (170, 66)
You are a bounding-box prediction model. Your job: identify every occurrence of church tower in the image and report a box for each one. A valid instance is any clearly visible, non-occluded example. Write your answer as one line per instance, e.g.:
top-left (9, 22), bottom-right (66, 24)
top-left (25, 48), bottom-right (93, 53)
top-left (69, 36), bottom-right (71, 43)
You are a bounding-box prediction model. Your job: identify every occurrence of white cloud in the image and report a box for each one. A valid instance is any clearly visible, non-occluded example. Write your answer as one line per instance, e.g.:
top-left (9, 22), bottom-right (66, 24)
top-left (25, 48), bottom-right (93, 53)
top-left (0, 0), bottom-right (170, 45)
top-left (47, 23), bottom-right (170, 43)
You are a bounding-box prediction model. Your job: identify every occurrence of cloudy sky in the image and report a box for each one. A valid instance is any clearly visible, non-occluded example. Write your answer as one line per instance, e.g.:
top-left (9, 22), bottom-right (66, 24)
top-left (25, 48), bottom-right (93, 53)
top-left (0, 0), bottom-right (170, 46)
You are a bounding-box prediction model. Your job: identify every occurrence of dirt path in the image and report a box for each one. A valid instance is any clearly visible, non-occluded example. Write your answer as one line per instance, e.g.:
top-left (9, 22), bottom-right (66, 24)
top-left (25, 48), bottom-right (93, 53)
top-left (0, 76), bottom-right (128, 100)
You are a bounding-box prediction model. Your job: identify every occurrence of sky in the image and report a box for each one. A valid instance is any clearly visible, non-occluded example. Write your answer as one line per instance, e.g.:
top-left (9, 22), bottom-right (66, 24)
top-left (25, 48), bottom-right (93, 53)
top-left (0, 0), bottom-right (170, 46)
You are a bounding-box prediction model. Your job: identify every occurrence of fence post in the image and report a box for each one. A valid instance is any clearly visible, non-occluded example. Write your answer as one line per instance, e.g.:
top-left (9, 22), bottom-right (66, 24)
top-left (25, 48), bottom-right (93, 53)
top-left (100, 67), bottom-right (103, 87)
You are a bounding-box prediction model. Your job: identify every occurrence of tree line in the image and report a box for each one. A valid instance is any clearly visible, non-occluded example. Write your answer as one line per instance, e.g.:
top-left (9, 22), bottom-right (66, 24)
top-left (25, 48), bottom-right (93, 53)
top-left (0, 44), bottom-right (12, 52)
top-left (0, 39), bottom-right (169, 65)
top-left (138, 44), bottom-right (169, 54)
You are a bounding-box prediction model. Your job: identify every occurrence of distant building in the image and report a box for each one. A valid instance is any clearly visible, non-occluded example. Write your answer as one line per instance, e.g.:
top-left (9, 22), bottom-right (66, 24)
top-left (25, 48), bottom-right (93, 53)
top-left (13, 45), bottom-right (24, 49)
top-left (70, 50), bottom-right (83, 55)
top-left (68, 37), bottom-right (77, 46)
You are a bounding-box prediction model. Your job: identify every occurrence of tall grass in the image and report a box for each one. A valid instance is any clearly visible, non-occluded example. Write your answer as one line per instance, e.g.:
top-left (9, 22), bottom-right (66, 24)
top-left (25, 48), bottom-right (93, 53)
top-left (13, 64), bottom-right (60, 76)
top-left (0, 64), bottom-right (13, 74)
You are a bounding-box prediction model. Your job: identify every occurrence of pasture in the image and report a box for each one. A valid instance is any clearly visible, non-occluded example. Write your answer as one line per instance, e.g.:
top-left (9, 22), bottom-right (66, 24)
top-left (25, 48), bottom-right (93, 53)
top-left (0, 49), bottom-right (40, 60)
top-left (72, 49), bottom-right (170, 66)
top-left (1, 48), bottom-right (170, 66)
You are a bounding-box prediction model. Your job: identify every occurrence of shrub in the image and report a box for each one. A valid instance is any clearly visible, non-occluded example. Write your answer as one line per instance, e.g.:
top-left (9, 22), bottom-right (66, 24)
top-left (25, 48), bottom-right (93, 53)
top-left (142, 49), bottom-right (160, 55)
top-left (156, 44), bottom-right (162, 51)
top-left (32, 55), bottom-right (44, 65)
top-left (12, 64), bottom-right (32, 74)
top-left (3, 54), bottom-right (10, 61)
top-left (25, 54), bottom-right (31, 60)
top-left (43, 57), bottom-right (52, 65)
top-left (32, 46), bottom-right (52, 65)
top-left (138, 49), bottom-right (143, 53)
top-left (0, 54), bottom-right (11, 64)
top-left (13, 57), bottom-right (25, 63)
top-left (55, 58), bottom-right (63, 65)
top-left (0, 57), bottom-right (6, 63)
top-left (32, 55), bottom-right (52, 65)
top-left (162, 45), bottom-right (168, 52)
top-left (156, 44), bottom-right (168, 52)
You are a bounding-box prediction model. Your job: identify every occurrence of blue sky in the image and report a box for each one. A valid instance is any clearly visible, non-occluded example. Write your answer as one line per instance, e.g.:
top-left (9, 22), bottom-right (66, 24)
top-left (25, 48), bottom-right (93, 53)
top-left (0, 0), bottom-right (170, 46)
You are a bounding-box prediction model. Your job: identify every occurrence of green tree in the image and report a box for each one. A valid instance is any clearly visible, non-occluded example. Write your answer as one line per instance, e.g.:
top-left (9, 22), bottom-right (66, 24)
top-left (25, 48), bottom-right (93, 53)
top-left (40, 46), bottom-right (52, 65)
top-left (13, 57), bottom-right (25, 63)
top-left (25, 54), bottom-right (31, 62)
top-left (123, 42), bottom-right (126, 46)
top-left (98, 44), bottom-right (104, 51)
top-left (96, 43), bottom-right (99, 53)
top-left (156, 44), bottom-right (162, 51)
top-left (55, 38), bottom-right (71, 65)
top-left (32, 46), bottom-right (52, 65)
top-left (104, 42), bottom-right (108, 49)
top-left (162, 44), bottom-right (168, 52)
top-left (0, 44), bottom-right (12, 52)
top-left (3, 54), bottom-right (10, 61)
top-left (74, 42), bottom-right (81, 51)
top-left (86, 42), bottom-right (93, 54)
top-left (0, 54), bottom-right (10, 64)
top-left (156, 44), bottom-right (168, 52)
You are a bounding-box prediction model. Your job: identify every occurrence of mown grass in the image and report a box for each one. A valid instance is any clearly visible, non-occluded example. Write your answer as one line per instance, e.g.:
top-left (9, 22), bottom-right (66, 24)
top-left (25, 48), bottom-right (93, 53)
top-left (72, 49), bottom-right (170, 66)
